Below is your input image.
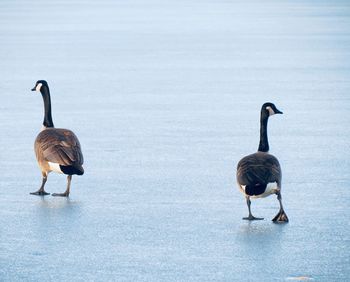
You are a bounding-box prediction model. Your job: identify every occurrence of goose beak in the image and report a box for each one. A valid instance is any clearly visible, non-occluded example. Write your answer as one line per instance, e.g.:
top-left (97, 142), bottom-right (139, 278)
top-left (275, 109), bottom-right (283, 114)
top-left (31, 87), bottom-right (36, 91)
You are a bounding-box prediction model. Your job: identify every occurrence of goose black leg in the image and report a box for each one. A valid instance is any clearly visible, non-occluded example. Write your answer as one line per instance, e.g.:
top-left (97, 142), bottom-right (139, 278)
top-left (52, 175), bottom-right (71, 197)
top-left (30, 173), bottom-right (50, 196)
top-left (272, 191), bottom-right (289, 223)
top-left (243, 197), bottom-right (264, 220)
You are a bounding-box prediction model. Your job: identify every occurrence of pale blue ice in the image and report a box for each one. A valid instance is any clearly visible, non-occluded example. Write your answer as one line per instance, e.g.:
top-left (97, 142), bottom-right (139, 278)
top-left (0, 0), bottom-right (350, 281)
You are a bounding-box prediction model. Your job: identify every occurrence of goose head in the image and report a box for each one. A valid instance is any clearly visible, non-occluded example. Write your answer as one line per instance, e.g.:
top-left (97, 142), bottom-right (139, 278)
top-left (262, 102), bottom-right (283, 117)
top-left (31, 80), bottom-right (49, 93)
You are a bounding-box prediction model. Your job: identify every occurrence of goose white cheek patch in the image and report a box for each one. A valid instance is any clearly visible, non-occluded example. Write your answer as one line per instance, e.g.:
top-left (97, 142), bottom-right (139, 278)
top-left (266, 106), bottom-right (275, 116)
top-left (36, 83), bottom-right (42, 92)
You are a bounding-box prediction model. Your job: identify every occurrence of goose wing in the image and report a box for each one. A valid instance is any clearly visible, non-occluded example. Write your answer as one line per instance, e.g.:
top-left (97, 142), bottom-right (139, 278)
top-left (236, 152), bottom-right (281, 185)
top-left (35, 128), bottom-right (83, 166)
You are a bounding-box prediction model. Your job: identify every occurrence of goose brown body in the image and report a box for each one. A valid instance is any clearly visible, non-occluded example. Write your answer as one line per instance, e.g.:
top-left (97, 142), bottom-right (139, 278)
top-left (237, 152), bottom-right (281, 198)
top-left (35, 128), bottom-right (84, 175)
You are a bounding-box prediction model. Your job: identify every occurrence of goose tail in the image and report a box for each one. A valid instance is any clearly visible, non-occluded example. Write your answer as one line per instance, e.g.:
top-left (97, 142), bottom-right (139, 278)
top-left (59, 164), bottom-right (84, 175)
top-left (245, 183), bottom-right (266, 196)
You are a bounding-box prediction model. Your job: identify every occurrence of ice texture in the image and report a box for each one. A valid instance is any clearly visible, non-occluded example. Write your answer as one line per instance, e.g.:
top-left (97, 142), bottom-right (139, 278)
top-left (0, 0), bottom-right (350, 281)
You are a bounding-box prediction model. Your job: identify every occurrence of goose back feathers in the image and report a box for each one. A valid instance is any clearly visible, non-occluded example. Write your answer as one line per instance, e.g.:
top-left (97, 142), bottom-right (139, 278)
top-left (237, 152), bottom-right (280, 197)
top-left (35, 128), bottom-right (84, 175)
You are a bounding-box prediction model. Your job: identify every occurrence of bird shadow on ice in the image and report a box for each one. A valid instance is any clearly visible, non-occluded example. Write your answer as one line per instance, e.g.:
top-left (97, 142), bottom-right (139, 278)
top-left (31, 197), bottom-right (83, 237)
top-left (27, 197), bottom-right (85, 249)
top-left (33, 196), bottom-right (82, 217)
top-left (235, 221), bottom-right (288, 250)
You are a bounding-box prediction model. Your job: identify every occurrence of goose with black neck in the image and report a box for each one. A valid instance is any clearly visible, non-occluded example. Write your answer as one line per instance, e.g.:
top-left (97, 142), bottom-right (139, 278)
top-left (236, 102), bottom-right (288, 223)
top-left (30, 80), bottom-right (84, 197)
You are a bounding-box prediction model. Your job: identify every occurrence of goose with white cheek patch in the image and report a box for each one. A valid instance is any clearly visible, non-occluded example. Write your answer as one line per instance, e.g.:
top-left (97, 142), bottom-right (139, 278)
top-left (30, 80), bottom-right (84, 197)
top-left (236, 102), bottom-right (288, 223)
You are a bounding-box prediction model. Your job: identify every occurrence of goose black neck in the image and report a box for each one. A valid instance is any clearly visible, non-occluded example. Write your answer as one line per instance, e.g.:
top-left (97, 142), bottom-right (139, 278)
top-left (41, 86), bottom-right (54, 128)
top-left (258, 111), bottom-right (269, 152)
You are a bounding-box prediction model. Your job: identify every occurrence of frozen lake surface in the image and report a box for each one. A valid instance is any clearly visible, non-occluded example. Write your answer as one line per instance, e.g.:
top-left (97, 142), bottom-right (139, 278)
top-left (1, 0), bottom-right (350, 281)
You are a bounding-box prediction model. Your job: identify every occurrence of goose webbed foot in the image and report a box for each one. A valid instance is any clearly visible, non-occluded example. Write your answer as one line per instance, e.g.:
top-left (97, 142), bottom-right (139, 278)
top-left (52, 192), bottom-right (69, 197)
top-left (31, 176), bottom-right (49, 196)
top-left (243, 215), bottom-right (264, 221)
top-left (30, 190), bottom-right (50, 196)
top-left (272, 209), bottom-right (289, 223)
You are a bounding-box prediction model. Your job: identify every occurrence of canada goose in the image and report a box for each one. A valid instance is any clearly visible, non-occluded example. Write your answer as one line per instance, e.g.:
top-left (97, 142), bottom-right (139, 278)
top-left (236, 102), bottom-right (288, 222)
top-left (30, 80), bottom-right (84, 197)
